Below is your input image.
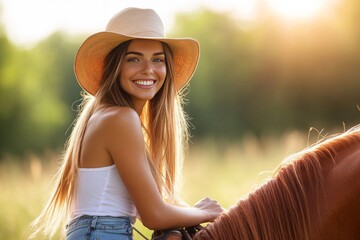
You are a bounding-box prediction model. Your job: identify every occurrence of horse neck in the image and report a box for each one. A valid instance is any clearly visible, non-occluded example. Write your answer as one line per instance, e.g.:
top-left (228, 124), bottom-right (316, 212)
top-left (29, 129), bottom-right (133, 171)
top-left (194, 127), bottom-right (360, 240)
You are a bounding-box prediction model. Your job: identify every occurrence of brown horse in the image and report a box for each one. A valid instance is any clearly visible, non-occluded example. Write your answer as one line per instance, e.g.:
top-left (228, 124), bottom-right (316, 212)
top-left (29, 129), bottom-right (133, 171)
top-left (194, 125), bottom-right (360, 240)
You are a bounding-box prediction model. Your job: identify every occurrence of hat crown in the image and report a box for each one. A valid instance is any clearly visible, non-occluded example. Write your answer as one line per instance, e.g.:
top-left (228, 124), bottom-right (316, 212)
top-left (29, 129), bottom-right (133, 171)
top-left (106, 7), bottom-right (165, 38)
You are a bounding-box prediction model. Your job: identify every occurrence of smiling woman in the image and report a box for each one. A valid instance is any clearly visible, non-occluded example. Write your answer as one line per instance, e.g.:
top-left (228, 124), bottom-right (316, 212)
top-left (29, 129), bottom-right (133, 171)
top-left (265, 0), bottom-right (335, 20)
top-left (28, 7), bottom-right (224, 240)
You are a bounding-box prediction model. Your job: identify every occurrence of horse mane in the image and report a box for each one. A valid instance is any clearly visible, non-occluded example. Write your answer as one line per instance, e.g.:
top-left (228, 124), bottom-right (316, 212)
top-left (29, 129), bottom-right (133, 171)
top-left (194, 125), bottom-right (360, 240)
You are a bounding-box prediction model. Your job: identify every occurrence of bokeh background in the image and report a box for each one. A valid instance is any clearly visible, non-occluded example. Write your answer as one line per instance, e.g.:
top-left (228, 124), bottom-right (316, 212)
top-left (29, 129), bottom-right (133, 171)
top-left (0, 0), bottom-right (359, 239)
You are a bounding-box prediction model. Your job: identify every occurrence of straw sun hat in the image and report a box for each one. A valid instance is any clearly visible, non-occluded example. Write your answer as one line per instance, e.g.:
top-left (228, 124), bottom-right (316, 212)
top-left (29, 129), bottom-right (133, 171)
top-left (74, 7), bottom-right (200, 95)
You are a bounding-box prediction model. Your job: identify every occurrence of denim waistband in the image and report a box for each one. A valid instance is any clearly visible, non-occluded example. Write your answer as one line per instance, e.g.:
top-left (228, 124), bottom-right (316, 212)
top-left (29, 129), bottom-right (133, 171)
top-left (67, 215), bottom-right (133, 233)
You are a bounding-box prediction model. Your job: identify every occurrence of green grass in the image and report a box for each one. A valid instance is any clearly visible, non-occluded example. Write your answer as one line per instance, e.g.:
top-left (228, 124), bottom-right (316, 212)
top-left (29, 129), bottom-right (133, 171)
top-left (0, 131), bottom-right (307, 239)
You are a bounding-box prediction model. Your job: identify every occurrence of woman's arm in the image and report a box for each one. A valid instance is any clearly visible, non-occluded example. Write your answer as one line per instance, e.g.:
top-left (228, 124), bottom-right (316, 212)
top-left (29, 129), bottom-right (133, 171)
top-left (101, 107), bottom-right (223, 230)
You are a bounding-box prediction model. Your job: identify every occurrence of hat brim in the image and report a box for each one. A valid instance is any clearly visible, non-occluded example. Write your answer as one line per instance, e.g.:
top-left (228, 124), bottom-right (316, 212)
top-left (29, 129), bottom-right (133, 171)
top-left (74, 32), bottom-right (200, 95)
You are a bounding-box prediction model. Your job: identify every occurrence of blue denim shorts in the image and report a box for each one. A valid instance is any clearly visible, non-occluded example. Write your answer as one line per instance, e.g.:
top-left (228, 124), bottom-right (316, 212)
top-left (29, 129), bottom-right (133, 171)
top-left (66, 215), bottom-right (133, 240)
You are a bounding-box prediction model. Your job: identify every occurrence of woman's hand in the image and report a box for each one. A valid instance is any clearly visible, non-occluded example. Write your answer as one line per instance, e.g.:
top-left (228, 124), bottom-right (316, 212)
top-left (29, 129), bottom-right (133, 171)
top-left (193, 197), bottom-right (225, 222)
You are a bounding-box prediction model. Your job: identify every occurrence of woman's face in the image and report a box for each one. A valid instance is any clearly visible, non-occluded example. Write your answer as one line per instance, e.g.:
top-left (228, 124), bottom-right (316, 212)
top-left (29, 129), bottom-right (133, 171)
top-left (120, 39), bottom-right (166, 111)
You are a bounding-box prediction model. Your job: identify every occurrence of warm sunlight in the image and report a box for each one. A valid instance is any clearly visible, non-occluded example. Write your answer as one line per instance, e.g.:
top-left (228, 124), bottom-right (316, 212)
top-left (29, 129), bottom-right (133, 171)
top-left (265, 0), bottom-right (328, 20)
top-left (2, 0), bottom-right (340, 45)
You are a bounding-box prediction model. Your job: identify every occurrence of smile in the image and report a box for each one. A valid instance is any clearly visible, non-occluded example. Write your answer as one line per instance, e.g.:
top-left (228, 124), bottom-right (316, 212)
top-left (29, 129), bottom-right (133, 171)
top-left (134, 80), bottom-right (155, 86)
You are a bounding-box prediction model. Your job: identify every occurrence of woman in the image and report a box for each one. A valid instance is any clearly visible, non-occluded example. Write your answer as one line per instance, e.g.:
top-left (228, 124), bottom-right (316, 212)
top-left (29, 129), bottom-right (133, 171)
top-left (30, 7), bottom-right (224, 240)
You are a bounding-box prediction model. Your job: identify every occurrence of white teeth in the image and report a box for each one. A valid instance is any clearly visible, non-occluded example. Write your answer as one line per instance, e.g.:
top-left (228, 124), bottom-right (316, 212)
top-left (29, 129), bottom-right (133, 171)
top-left (134, 80), bottom-right (154, 86)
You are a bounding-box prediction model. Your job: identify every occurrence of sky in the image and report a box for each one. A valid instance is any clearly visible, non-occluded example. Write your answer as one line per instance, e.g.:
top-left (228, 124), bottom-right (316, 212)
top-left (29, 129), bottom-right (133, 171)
top-left (1, 0), bottom-right (335, 47)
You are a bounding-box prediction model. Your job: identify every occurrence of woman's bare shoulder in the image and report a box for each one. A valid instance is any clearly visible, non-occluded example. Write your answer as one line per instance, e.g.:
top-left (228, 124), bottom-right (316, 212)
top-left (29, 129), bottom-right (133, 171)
top-left (94, 107), bottom-right (146, 163)
top-left (89, 106), bottom-right (143, 147)
top-left (92, 106), bottom-right (141, 130)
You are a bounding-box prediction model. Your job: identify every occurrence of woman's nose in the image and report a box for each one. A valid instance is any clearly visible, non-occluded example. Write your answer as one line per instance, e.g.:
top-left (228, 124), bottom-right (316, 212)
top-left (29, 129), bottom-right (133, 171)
top-left (140, 60), bottom-right (154, 74)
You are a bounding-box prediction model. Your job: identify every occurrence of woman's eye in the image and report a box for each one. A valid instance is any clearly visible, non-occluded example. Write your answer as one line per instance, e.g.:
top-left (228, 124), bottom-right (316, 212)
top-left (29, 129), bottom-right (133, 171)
top-left (153, 58), bottom-right (165, 63)
top-left (127, 57), bottom-right (140, 62)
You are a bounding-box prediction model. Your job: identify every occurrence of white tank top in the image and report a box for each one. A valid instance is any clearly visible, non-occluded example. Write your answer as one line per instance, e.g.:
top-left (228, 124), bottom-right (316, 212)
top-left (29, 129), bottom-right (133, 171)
top-left (71, 164), bottom-right (137, 221)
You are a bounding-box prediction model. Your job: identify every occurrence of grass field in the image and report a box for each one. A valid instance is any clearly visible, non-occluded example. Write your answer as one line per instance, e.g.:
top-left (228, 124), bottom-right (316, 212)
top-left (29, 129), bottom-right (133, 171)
top-left (0, 131), bottom-right (309, 239)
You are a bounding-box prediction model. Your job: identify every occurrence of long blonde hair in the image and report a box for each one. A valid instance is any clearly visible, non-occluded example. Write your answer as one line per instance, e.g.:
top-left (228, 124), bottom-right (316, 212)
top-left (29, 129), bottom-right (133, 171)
top-left (29, 40), bottom-right (190, 238)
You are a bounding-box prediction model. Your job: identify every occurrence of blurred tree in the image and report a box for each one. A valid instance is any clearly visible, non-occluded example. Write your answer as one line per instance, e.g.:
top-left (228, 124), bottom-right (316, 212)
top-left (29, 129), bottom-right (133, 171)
top-left (172, 4), bottom-right (359, 140)
top-left (0, 31), bottom-right (81, 156)
top-left (0, 23), bottom-right (20, 153)
top-left (171, 9), bottom-right (254, 138)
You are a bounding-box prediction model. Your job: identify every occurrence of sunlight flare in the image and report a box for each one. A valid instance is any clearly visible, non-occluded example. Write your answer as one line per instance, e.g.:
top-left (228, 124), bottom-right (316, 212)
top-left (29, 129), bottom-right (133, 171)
top-left (265, 0), bottom-right (328, 20)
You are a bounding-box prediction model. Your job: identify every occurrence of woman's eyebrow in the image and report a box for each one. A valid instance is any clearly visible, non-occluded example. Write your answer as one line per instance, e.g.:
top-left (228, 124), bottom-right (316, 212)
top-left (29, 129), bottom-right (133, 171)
top-left (126, 51), bottom-right (164, 56)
